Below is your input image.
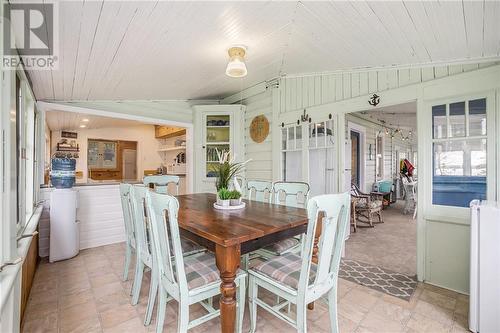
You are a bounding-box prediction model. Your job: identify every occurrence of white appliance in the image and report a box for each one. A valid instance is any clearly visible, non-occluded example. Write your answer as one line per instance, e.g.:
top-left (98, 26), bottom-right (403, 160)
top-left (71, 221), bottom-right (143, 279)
top-left (50, 188), bottom-right (79, 262)
top-left (470, 200), bottom-right (500, 333)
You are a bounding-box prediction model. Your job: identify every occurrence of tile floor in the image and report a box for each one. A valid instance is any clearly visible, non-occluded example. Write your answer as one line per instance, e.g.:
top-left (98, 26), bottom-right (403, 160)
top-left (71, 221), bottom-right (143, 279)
top-left (22, 243), bottom-right (468, 333)
top-left (345, 201), bottom-right (417, 276)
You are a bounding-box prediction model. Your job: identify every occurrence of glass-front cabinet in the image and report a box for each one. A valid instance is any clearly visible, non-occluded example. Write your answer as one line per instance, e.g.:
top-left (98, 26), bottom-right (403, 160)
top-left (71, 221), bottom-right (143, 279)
top-left (205, 115), bottom-right (231, 178)
top-left (193, 105), bottom-right (245, 193)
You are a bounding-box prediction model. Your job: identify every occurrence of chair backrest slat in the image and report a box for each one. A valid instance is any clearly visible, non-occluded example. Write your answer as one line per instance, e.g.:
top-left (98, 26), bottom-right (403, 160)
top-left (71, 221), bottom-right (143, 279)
top-left (273, 181), bottom-right (310, 208)
top-left (130, 185), bottom-right (152, 262)
top-left (246, 180), bottom-right (272, 203)
top-left (143, 175), bottom-right (180, 195)
top-left (119, 183), bottom-right (135, 245)
top-left (298, 192), bottom-right (350, 294)
top-left (146, 191), bottom-right (187, 290)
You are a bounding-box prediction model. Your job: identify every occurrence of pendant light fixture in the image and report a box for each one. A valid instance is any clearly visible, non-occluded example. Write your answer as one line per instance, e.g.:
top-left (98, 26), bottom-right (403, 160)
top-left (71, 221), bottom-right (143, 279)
top-left (225, 46), bottom-right (247, 78)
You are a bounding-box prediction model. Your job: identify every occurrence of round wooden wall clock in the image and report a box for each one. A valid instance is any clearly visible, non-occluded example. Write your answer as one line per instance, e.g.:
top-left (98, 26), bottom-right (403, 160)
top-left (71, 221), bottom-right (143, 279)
top-left (249, 115), bottom-right (270, 143)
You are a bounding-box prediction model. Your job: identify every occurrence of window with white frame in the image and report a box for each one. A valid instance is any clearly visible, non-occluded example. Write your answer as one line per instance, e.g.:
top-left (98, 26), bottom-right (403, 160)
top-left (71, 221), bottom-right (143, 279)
top-left (15, 76), bottom-right (38, 232)
top-left (432, 98), bottom-right (487, 207)
top-left (281, 125), bottom-right (303, 182)
top-left (308, 119), bottom-right (336, 197)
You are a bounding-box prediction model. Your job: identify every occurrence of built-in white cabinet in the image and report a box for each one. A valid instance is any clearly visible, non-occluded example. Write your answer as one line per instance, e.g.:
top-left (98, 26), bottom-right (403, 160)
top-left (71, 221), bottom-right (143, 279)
top-left (193, 105), bottom-right (245, 193)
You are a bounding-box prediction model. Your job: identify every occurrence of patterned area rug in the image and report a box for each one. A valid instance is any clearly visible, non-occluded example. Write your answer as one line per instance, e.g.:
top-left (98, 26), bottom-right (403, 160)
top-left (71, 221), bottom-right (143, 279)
top-left (339, 259), bottom-right (418, 301)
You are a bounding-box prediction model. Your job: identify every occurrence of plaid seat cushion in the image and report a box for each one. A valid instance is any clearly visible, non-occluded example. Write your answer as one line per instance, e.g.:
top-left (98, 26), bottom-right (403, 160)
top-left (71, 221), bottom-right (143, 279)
top-left (184, 252), bottom-right (220, 289)
top-left (356, 200), bottom-right (382, 209)
top-left (167, 237), bottom-right (204, 256)
top-left (262, 237), bottom-right (300, 255)
top-left (251, 252), bottom-right (317, 289)
top-left (180, 238), bottom-right (205, 256)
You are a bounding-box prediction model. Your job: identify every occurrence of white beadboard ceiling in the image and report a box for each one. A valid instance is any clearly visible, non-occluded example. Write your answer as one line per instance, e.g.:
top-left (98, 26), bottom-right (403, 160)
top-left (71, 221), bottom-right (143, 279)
top-left (45, 110), bottom-right (156, 131)
top-left (19, 0), bottom-right (500, 101)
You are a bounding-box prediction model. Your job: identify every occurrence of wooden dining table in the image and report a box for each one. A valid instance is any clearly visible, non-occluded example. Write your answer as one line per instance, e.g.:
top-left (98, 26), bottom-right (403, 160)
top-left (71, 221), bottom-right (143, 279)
top-left (176, 193), bottom-right (310, 333)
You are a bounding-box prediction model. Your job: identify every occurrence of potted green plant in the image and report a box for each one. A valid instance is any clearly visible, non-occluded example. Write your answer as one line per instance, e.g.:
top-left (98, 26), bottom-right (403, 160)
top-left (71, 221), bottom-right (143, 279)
top-left (210, 149), bottom-right (250, 193)
top-left (217, 188), bottom-right (231, 207)
top-left (229, 190), bottom-right (242, 206)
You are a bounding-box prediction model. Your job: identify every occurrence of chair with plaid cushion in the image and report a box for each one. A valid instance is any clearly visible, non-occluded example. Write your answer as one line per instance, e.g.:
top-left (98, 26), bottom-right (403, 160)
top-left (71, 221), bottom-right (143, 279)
top-left (119, 183), bottom-right (136, 282)
top-left (129, 185), bottom-right (205, 326)
top-left (248, 192), bottom-right (350, 333)
top-left (256, 181), bottom-right (310, 258)
top-left (146, 190), bottom-right (247, 333)
top-left (246, 179), bottom-right (272, 202)
top-left (143, 175), bottom-right (180, 195)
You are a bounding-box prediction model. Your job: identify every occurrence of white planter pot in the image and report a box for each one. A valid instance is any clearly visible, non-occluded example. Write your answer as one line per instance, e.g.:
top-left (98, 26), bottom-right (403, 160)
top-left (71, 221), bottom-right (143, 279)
top-left (230, 198), bottom-right (242, 206)
top-left (220, 199), bottom-right (230, 207)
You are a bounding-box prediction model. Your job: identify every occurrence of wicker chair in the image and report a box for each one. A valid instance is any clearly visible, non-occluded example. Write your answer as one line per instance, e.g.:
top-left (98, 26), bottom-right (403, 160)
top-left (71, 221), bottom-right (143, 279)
top-left (350, 183), bottom-right (383, 227)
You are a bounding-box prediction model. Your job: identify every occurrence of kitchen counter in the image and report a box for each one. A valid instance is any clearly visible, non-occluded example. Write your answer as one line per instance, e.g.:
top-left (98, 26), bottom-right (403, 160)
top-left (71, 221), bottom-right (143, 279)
top-left (40, 180), bottom-right (143, 188)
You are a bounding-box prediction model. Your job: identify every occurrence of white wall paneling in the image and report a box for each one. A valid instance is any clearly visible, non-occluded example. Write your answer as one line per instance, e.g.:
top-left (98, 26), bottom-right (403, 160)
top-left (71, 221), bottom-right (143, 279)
top-left (39, 185), bottom-right (126, 254)
top-left (279, 62), bottom-right (499, 114)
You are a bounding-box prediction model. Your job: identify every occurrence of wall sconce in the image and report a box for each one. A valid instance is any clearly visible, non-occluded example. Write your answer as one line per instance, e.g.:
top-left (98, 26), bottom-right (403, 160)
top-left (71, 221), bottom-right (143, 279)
top-left (368, 144), bottom-right (373, 160)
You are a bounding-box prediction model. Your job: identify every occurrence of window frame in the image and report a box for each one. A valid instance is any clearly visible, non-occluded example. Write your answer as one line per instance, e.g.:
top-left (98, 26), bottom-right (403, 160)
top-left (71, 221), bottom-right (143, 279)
top-left (15, 75), bottom-right (38, 235)
top-left (426, 91), bottom-right (496, 215)
top-left (280, 124), bottom-right (304, 182)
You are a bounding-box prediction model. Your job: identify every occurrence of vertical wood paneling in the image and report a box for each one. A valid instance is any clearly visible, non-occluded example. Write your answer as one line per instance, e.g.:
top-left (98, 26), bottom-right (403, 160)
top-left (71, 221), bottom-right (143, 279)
top-left (335, 74), bottom-right (343, 101)
top-left (328, 75), bottom-right (336, 103)
top-left (387, 70), bottom-right (399, 89)
top-left (308, 76), bottom-right (316, 107)
top-left (314, 76), bottom-right (322, 105)
top-left (434, 66), bottom-right (449, 78)
top-left (351, 72), bottom-right (360, 97)
top-left (421, 67), bottom-right (435, 81)
top-left (343, 74), bottom-right (351, 99)
top-left (321, 75), bottom-right (330, 104)
top-left (448, 64), bottom-right (463, 75)
top-left (398, 69), bottom-right (411, 86)
top-left (359, 72), bottom-right (369, 95)
top-left (296, 78), bottom-right (303, 110)
top-left (409, 68), bottom-right (422, 84)
top-left (368, 71), bottom-right (378, 93)
top-left (279, 61), bottom-right (498, 113)
top-left (462, 63), bottom-right (479, 72)
top-left (377, 71), bottom-right (388, 91)
top-left (242, 90), bottom-right (274, 181)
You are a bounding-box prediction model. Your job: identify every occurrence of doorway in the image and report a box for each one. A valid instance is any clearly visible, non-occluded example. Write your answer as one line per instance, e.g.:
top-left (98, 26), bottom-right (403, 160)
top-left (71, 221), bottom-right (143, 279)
top-left (350, 131), bottom-right (360, 187)
top-left (344, 101), bottom-right (418, 277)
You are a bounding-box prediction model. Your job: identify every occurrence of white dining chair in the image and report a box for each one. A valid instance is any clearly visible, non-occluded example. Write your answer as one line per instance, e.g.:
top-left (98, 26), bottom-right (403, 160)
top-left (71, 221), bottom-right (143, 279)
top-left (256, 181), bottom-right (310, 258)
top-left (129, 185), bottom-right (158, 325)
top-left (248, 192), bottom-right (350, 333)
top-left (119, 183), bottom-right (136, 281)
top-left (145, 190), bottom-right (247, 333)
top-left (246, 180), bottom-right (272, 202)
top-left (143, 175), bottom-right (180, 195)
top-left (129, 185), bottom-right (205, 326)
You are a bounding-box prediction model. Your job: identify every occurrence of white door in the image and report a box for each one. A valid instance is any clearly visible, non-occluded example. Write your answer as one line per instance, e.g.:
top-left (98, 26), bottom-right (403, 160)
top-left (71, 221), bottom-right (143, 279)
top-left (344, 138), bottom-right (352, 192)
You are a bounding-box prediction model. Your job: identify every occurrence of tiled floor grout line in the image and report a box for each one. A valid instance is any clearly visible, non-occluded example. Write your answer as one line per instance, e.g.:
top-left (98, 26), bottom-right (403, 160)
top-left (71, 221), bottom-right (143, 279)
top-left (24, 244), bottom-right (468, 333)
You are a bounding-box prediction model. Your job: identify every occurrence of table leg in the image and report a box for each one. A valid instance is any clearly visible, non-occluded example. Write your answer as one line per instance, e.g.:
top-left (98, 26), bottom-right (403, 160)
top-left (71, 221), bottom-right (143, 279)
top-left (215, 244), bottom-right (240, 333)
top-left (308, 212), bottom-right (324, 310)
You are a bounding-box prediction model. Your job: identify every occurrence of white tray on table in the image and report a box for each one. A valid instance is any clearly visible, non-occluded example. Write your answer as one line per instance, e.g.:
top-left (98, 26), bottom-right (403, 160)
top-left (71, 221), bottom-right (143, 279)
top-left (213, 202), bottom-right (246, 210)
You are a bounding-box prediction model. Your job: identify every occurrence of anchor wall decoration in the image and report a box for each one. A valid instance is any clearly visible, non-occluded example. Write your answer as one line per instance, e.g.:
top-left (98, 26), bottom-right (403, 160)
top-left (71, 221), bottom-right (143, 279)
top-left (300, 109), bottom-right (311, 123)
top-left (368, 94), bottom-right (380, 107)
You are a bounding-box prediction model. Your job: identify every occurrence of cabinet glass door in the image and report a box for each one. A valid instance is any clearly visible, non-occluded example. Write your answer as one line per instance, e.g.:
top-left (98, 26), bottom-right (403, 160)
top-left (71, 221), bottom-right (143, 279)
top-left (205, 114), bottom-right (231, 178)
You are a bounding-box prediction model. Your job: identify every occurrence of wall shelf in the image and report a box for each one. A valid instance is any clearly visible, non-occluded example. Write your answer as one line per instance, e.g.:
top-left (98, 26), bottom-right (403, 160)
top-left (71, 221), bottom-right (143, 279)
top-left (157, 146), bottom-right (186, 152)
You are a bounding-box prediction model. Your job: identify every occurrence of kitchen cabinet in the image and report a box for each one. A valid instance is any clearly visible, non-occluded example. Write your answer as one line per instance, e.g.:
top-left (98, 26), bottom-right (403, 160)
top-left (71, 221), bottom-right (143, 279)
top-left (193, 105), bottom-right (245, 193)
top-left (155, 125), bottom-right (186, 138)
